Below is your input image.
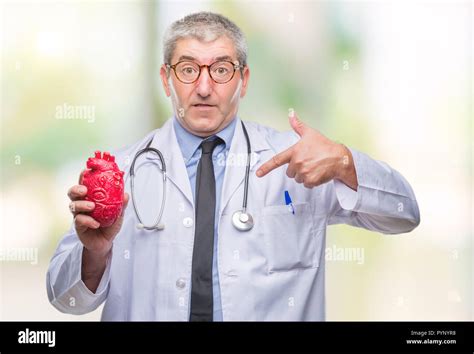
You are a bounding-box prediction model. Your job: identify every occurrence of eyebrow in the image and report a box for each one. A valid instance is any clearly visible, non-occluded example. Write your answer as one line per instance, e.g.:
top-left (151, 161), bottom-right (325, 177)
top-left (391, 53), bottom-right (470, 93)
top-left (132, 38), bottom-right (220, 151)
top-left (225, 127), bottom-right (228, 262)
top-left (177, 55), bottom-right (234, 62)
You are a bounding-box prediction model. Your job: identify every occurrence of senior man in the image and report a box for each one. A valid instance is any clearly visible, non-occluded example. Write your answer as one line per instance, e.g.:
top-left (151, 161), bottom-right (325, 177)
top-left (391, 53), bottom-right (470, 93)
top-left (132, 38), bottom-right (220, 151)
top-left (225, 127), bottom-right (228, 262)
top-left (47, 11), bottom-right (420, 321)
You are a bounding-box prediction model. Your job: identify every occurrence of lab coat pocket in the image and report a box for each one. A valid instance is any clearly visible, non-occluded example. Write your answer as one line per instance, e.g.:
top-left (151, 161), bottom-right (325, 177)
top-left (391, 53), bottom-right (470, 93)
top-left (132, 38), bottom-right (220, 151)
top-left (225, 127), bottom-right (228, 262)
top-left (261, 202), bottom-right (324, 273)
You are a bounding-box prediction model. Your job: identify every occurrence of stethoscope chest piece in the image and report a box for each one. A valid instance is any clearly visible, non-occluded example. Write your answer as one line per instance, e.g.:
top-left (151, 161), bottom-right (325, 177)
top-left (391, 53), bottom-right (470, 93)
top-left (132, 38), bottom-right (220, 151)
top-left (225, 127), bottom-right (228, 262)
top-left (232, 210), bottom-right (254, 231)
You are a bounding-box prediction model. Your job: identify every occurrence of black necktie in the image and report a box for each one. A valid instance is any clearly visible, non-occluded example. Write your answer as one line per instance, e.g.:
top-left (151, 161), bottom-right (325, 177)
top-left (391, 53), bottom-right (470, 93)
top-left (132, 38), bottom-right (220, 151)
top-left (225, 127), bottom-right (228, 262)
top-left (189, 137), bottom-right (223, 322)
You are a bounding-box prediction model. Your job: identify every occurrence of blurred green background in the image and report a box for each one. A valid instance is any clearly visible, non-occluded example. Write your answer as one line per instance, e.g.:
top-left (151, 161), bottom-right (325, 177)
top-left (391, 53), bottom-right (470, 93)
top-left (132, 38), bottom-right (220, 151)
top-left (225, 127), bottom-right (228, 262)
top-left (0, 0), bottom-right (472, 320)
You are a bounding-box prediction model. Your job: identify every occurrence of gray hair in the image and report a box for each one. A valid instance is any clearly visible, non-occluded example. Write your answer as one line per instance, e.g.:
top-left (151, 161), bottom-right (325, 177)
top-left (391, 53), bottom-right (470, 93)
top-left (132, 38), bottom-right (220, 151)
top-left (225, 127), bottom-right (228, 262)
top-left (163, 11), bottom-right (248, 67)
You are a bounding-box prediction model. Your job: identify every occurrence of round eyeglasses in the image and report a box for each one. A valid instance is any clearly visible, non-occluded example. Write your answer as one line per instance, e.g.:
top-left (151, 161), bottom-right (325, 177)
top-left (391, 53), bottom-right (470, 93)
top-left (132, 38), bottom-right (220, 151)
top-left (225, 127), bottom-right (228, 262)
top-left (166, 60), bottom-right (244, 84)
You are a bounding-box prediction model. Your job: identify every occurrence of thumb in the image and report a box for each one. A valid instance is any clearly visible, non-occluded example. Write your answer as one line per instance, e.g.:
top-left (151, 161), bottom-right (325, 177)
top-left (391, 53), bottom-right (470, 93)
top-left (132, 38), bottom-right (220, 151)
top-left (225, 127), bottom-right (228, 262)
top-left (289, 110), bottom-right (307, 137)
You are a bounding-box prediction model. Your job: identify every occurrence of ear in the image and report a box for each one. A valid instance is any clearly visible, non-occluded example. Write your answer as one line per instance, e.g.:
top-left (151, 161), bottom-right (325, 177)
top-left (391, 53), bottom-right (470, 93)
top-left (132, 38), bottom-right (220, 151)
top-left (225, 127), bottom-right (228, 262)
top-left (160, 64), bottom-right (171, 97)
top-left (239, 65), bottom-right (250, 98)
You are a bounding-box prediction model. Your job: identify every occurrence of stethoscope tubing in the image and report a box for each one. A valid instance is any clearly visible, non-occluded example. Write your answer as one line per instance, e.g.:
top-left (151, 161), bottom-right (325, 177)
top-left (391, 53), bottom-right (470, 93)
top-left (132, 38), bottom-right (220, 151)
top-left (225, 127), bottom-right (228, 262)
top-left (129, 120), bottom-right (252, 231)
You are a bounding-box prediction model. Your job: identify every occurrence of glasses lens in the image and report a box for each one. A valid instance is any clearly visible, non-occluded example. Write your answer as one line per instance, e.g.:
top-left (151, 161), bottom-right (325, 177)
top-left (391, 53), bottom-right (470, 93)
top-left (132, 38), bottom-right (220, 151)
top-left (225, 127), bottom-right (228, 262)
top-left (175, 61), bottom-right (200, 83)
top-left (210, 61), bottom-right (235, 83)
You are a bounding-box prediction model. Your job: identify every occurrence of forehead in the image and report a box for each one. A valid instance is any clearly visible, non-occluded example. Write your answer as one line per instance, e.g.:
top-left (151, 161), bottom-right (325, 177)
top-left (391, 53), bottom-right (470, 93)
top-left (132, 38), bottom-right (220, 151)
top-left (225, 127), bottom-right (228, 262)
top-left (172, 36), bottom-right (238, 63)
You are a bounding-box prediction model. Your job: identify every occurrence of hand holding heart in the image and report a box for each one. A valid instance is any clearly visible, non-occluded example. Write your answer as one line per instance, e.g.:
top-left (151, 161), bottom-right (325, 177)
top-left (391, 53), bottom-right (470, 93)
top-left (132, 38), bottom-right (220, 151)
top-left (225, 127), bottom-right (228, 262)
top-left (256, 112), bottom-right (358, 191)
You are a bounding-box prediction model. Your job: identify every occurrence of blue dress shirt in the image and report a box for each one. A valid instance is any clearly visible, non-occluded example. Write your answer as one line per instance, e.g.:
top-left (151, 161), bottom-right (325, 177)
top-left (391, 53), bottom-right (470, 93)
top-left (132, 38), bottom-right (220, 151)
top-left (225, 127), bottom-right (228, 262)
top-left (173, 116), bottom-right (237, 321)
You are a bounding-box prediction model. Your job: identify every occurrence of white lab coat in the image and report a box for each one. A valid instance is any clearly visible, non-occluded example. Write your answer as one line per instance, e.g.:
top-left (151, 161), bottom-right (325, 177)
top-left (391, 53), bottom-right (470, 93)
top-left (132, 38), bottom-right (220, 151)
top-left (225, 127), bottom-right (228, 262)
top-left (47, 117), bottom-right (420, 321)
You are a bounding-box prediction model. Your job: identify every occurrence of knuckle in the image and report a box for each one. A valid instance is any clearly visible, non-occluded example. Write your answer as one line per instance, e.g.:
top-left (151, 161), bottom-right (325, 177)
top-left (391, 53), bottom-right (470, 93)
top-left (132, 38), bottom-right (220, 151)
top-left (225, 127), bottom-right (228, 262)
top-left (272, 155), bottom-right (281, 167)
top-left (294, 158), bottom-right (305, 168)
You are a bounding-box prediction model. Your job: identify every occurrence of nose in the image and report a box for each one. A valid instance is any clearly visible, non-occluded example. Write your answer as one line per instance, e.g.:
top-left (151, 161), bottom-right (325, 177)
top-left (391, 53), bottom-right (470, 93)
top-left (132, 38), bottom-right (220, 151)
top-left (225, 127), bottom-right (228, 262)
top-left (195, 66), bottom-right (213, 98)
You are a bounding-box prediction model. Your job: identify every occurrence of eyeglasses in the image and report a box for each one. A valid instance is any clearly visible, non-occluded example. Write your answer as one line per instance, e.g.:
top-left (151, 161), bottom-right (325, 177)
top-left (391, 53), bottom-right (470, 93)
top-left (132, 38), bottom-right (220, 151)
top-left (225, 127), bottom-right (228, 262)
top-left (166, 60), bottom-right (244, 84)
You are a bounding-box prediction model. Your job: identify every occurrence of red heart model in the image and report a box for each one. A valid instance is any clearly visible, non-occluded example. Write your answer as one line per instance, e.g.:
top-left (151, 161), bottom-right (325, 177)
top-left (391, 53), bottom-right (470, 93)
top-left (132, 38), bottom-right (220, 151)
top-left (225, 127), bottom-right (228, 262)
top-left (82, 151), bottom-right (125, 227)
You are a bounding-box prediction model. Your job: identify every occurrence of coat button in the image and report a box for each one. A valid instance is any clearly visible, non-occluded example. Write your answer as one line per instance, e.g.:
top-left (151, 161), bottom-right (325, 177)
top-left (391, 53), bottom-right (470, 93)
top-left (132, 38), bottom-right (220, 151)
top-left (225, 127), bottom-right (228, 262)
top-left (176, 278), bottom-right (186, 289)
top-left (183, 217), bottom-right (193, 228)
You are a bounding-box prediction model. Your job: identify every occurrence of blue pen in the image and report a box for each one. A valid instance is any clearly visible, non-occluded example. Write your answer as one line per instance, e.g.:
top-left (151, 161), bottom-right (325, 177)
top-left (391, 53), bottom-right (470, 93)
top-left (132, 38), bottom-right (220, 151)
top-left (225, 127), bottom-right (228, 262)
top-left (284, 190), bottom-right (295, 215)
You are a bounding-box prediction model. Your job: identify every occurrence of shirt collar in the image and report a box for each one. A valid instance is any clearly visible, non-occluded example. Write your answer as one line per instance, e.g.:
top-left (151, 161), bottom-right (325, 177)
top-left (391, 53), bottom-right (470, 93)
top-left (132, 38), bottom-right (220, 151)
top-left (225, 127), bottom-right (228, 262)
top-left (172, 115), bottom-right (238, 161)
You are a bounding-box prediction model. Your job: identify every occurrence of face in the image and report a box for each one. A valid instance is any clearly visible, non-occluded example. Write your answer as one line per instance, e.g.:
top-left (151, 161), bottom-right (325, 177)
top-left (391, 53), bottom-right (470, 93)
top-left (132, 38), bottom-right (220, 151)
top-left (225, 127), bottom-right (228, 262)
top-left (160, 36), bottom-right (250, 137)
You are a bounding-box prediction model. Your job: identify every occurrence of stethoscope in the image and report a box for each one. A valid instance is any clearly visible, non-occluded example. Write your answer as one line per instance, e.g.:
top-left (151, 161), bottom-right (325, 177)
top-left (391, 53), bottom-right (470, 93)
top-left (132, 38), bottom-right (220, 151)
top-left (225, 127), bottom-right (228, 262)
top-left (129, 121), bottom-right (254, 232)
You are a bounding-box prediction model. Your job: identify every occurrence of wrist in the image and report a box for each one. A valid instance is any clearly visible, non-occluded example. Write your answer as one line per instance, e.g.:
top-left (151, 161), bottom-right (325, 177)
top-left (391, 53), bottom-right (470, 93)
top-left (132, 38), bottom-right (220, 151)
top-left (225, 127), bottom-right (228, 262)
top-left (334, 144), bottom-right (348, 179)
top-left (334, 144), bottom-right (358, 190)
top-left (82, 247), bottom-right (111, 276)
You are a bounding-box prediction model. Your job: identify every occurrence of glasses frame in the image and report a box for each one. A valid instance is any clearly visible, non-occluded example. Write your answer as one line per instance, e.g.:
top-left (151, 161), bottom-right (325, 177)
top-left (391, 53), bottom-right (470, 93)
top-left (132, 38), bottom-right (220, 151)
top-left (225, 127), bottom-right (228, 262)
top-left (165, 60), bottom-right (244, 84)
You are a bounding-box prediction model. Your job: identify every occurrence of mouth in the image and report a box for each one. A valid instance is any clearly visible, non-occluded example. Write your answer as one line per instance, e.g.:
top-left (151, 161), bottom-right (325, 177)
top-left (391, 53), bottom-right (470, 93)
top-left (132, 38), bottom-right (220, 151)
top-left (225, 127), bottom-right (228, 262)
top-left (192, 104), bottom-right (216, 108)
top-left (192, 103), bottom-right (216, 112)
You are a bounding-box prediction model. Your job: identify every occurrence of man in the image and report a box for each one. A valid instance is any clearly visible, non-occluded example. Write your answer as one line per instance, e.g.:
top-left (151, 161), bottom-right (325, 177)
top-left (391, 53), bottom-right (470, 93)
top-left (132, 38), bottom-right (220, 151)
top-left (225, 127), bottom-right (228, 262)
top-left (47, 12), bottom-right (420, 321)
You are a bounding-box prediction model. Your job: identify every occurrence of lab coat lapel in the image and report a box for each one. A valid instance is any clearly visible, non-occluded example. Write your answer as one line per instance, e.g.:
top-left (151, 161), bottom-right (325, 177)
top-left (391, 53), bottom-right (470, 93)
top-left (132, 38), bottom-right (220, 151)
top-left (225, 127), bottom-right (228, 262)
top-left (219, 120), bottom-right (270, 216)
top-left (146, 118), bottom-right (194, 207)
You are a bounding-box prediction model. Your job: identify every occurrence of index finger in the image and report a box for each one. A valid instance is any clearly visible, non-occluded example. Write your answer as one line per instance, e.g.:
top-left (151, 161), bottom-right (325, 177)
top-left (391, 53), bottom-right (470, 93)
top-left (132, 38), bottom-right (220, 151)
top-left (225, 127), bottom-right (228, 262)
top-left (256, 146), bottom-right (293, 177)
top-left (67, 185), bottom-right (88, 201)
